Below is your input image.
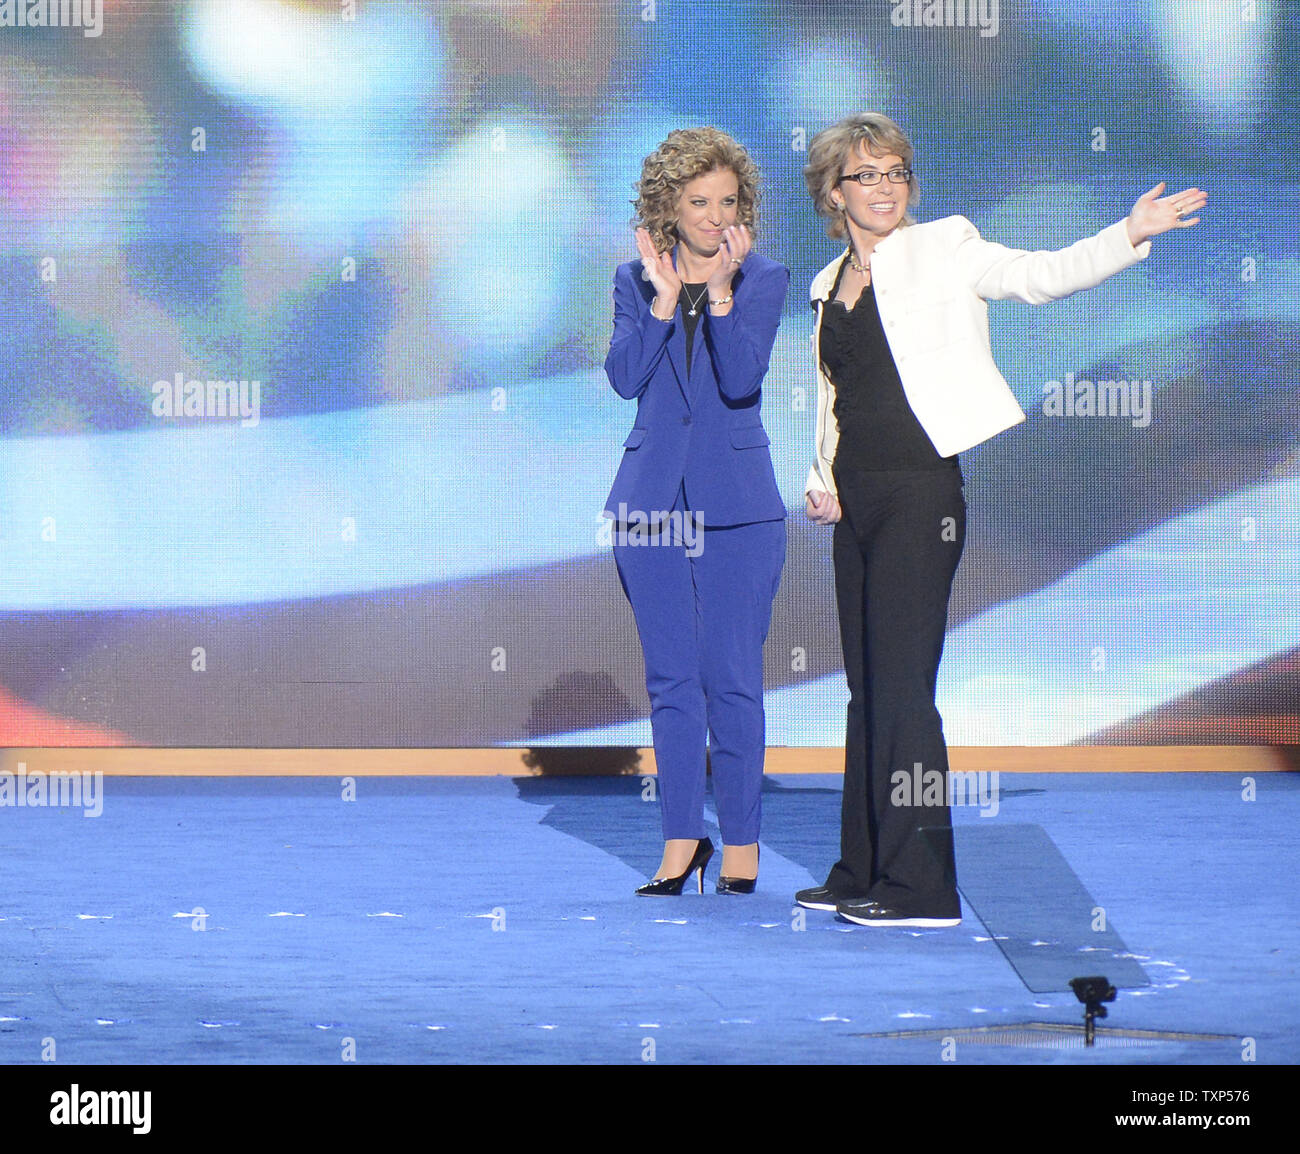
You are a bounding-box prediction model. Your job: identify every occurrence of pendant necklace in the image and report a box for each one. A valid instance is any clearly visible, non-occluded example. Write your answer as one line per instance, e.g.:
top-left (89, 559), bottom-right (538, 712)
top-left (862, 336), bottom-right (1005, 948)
top-left (682, 283), bottom-right (708, 317)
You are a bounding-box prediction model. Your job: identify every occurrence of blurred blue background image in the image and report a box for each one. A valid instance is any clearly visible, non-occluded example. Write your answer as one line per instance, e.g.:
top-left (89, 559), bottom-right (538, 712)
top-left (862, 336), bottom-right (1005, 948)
top-left (0, 0), bottom-right (1295, 747)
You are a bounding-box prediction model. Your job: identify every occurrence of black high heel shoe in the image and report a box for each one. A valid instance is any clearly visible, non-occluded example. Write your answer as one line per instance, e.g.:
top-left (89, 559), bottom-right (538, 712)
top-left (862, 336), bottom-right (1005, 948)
top-left (716, 845), bottom-right (760, 895)
top-left (636, 838), bottom-right (714, 896)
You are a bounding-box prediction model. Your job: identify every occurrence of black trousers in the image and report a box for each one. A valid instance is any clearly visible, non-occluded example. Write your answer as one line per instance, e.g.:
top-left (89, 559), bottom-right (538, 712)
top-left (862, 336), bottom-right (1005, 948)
top-left (824, 465), bottom-right (965, 914)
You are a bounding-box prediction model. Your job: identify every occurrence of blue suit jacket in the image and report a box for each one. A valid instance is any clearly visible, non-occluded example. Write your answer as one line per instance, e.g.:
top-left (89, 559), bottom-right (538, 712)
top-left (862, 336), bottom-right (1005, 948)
top-left (603, 250), bottom-right (789, 527)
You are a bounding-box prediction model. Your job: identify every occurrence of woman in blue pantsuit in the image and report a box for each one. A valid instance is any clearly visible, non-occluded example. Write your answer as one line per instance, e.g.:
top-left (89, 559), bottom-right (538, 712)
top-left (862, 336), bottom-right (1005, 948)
top-left (604, 127), bottom-right (789, 895)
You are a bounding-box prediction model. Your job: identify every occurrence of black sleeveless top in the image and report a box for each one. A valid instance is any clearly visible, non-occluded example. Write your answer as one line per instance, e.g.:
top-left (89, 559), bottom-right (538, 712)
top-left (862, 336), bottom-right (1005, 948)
top-left (819, 259), bottom-right (958, 471)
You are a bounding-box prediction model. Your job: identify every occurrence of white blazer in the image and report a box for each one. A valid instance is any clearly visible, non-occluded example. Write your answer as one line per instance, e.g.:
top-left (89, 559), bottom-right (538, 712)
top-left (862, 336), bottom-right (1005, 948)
top-left (805, 215), bottom-right (1152, 496)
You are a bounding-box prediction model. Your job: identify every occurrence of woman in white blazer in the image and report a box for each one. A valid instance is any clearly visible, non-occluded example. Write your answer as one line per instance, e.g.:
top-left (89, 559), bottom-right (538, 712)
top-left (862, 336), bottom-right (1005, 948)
top-left (796, 112), bottom-right (1206, 927)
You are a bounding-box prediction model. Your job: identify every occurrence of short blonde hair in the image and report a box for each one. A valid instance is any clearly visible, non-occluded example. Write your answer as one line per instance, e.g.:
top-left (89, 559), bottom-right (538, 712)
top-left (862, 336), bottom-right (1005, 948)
top-left (804, 113), bottom-right (919, 239)
top-left (634, 127), bottom-right (760, 252)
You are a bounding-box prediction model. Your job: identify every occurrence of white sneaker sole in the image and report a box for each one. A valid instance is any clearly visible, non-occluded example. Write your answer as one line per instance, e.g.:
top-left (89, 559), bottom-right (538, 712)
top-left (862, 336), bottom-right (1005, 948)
top-left (838, 912), bottom-right (961, 928)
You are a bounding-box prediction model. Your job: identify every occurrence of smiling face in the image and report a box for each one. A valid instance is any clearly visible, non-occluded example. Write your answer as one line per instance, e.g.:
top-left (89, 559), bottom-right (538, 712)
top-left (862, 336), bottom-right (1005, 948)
top-left (830, 141), bottom-right (910, 243)
top-left (672, 167), bottom-right (739, 261)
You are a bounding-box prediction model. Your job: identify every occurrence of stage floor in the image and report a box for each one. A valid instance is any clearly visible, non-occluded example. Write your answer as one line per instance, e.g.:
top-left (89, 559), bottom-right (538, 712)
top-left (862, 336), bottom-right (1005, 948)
top-left (1, 772), bottom-right (1295, 1065)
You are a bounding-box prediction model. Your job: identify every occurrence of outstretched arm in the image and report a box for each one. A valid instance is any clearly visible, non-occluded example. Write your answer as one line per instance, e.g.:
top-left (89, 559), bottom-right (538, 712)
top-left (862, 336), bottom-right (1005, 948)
top-left (958, 183), bottom-right (1207, 305)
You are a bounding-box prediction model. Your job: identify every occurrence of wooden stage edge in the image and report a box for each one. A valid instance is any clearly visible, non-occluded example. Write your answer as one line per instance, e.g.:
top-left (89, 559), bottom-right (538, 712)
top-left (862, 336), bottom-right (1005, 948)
top-left (0, 746), bottom-right (1295, 776)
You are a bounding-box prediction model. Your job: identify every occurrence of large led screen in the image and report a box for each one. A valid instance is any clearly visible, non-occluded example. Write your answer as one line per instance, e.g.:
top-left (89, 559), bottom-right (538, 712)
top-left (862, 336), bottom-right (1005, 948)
top-left (1, 0), bottom-right (1296, 747)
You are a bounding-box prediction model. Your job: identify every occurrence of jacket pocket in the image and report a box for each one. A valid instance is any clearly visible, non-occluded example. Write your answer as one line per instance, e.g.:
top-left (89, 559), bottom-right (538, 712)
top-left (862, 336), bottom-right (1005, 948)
top-left (623, 427), bottom-right (647, 449)
top-left (728, 424), bottom-right (770, 449)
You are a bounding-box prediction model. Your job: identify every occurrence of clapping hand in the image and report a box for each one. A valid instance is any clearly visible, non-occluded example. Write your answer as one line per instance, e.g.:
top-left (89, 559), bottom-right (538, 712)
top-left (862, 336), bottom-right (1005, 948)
top-left (1126, 183), bottom-right (1208, 245)
top-left (707, 224), bottom-right (753, 296)
top-left (636, 228), bottom-right (680, 318)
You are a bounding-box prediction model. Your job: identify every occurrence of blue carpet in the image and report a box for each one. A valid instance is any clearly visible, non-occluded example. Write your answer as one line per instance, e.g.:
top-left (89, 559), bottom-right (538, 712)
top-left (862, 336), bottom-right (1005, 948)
top-left (0, 772), bottom-right (1295, 1064)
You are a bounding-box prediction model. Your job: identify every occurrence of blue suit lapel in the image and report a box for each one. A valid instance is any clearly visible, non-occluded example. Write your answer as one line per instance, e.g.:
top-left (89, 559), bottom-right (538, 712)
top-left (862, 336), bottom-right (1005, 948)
top-left (666, 320), bottom-right (690, 405)
top-left (665, 246), bottom-right (692, 404)
top-left (633, 253), bottom-right (691, 405)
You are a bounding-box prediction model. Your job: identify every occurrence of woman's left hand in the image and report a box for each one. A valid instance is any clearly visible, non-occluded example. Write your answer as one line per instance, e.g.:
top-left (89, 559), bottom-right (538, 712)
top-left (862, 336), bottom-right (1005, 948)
top-left (1126, 182), bottom-right (1208, 245)
top-left (707, 224), bottom-right (753, 295)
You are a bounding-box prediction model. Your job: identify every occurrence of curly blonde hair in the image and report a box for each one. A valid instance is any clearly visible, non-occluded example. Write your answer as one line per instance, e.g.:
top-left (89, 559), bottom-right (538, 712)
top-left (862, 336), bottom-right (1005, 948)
top-left (634, 127), bottom-right (760, 252)
top-left (804, 113), bottom-right (919, 239)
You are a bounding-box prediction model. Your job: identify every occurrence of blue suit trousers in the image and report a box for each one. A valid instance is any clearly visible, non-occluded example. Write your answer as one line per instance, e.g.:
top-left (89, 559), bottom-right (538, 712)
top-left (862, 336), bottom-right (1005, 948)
top-left (614, 511), bottom-right (785, 845)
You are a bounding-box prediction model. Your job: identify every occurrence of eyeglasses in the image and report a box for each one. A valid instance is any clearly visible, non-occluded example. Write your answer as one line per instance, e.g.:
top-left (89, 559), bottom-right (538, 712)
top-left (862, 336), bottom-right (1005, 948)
top-left (837, 168), bottom-right (912, 187)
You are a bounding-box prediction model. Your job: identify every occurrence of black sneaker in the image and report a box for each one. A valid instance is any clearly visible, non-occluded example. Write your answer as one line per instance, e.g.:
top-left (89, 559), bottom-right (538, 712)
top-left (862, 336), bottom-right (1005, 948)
top-left (794, 886), bottom-right (842, 911)
top-left (835, 896), bottom-right (960, 928)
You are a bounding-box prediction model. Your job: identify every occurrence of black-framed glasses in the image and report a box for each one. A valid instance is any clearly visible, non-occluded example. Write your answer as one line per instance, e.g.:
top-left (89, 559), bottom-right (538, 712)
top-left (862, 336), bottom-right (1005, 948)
top-left (837, 168), bottom-right (912, 186)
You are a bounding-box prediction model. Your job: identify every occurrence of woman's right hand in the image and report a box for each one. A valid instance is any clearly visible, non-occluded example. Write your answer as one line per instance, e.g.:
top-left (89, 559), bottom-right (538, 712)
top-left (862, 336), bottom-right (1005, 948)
top-left (806, 490), bottom-right (841, 524)
top-left (636, 227), bottom-right (681, 317)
